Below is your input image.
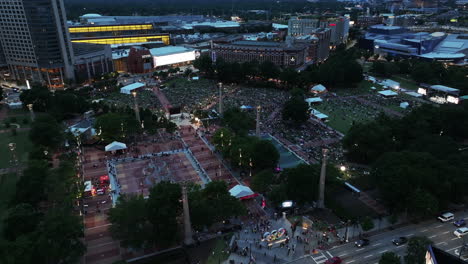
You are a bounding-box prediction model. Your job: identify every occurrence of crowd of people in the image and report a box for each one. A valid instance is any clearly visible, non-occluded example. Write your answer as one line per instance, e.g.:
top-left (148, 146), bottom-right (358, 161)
top-left (163, 78), bottom-right (234, 113)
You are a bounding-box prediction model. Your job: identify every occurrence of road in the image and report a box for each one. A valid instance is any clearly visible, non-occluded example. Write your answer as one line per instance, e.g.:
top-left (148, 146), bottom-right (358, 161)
top-left (323, 212), bottom-right (468, 264)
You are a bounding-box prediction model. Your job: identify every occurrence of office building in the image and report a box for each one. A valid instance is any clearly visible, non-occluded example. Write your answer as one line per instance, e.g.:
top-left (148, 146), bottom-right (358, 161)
top-left (0, 0), bottom-right (75, 87)
top-left (319, 17), bottom-right (350, 46)
top-left (288, 16), bottom-right (349, 46)
top-left (288, 17), bottom-right (319, 36)
top-left (294, 28), bottom-right (331, 63)
top-left (211, 40), bottom-right (307, 68)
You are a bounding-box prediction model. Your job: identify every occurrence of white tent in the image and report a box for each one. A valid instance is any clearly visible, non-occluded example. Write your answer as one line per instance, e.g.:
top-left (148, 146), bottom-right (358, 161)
top-left (311, 84), bottom-right (327, 93)
top-left (310, 109), bottom-right (328, 120)
top-left (305, 97), bottom-right (323, 104)
top-left (400, 102), bottom-right (409, 109)
top-left (405, 91), bottom-right (423, 98)
top-left (378, 90), bottom-right (398, 97)
top-left (120, 82), bottom-right (145, 94)
top-left (229, 185), bottom-right (256, 199)
top-left (105, 141), bottom-right (127, 152)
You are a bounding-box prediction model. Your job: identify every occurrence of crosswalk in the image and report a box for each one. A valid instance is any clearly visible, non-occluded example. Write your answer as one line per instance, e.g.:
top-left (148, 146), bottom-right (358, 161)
top-left (309, 251), bottom-right (332, 264)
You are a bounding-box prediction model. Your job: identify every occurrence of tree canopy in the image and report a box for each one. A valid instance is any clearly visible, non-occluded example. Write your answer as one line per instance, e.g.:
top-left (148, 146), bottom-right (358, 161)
top-left (282, 96), bottom-right (310, 126)
top-left (189, 181), bottom-right (245, 230)
top-left (405, 236), bottom-right (432, 264)
top-left (379, 252), bottom-right (401, 264)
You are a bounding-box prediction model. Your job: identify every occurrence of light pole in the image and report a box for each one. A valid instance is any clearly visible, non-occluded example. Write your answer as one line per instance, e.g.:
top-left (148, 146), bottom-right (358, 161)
top-left (218, 82), bottom-right (223, 117)
top-left (131, 91), bottom-right (141, 124)
top-left (27, 103), bottom-right (35, 121)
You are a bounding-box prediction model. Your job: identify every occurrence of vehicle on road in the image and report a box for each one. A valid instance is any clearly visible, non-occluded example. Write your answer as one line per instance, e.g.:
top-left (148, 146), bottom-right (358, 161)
top-left (325, 257), bottom-right (342, 264)
top-left (355, 239), bottom-right (370, 248)
top-left (438, 212), bottom-right (454, 222)
top-left (392, 237), bottom-right (408, 246)
top-left (454, 219), bottom-right (466, 227)
top-left (454, 227), bottom-right (468, 237)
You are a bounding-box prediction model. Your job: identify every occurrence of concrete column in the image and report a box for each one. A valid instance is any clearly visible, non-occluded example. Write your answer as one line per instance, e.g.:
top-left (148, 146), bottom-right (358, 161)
top-left (256, 106), bottom-right (261, 137)
top-left (182, 185), bottom-right (194, 245)
top-left (317, 148), bottom-right (328, 209)
top-left (86, 59), bottom-right (91, 80)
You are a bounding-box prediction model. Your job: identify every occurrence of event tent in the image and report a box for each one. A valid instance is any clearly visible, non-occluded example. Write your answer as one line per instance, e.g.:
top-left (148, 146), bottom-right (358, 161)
top-left (405, 91), bottom-right (423, 98)
top-left (229, 185), bottom-right (257, 200)
top-left (400, 102), bottom-right (409, 109)
top-left (305, 97), bottom-right (323, 104)
top-left (311, 84), bottom-right (327, 93)
top-left (120, 82), bottom-right (145, 94)
top-left (378, 90), bottom-right (398, 97)
top-left (310, 109), bottom-right (328, 120)
top-left (105, 141), bottom-right (127, 152)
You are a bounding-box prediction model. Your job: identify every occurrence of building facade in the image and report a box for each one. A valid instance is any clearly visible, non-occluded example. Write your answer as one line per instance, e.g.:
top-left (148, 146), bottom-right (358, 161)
top-left (211, 40), bottom-right (307, 68)
top-left (73, 43), bottom-right (113, 83)
top-left (288, 17), bottom-right (319, 36)
top-left (0, 0), bottom-right (75, 88)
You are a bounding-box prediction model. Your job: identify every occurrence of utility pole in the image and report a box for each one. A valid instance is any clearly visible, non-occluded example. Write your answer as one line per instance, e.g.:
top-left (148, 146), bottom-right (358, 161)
top-left (218, 82), bottom-right (223, 117)
top-left (182, 185), bottom-right (194, 245)
top-left (131, 91), bottom-right (141, 124)
top-left (256, 105), bottom-right (261, 137)
top-left (317, 148), bottom-right (328, 209)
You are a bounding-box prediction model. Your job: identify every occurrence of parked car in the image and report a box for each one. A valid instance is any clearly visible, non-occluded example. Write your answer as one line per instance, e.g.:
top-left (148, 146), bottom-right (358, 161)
top-left (438, 212), bottom-right (454, 222)
top-left (454, 219), bottom-right (466, 227)
top-left (454, 227), bottom-right (468, 238)
top-left (325, 257), bottom-right (342, 264)
top-left (355, 239), bottom-right (370, 247)
top-left (392, 237), bottom-right (408, 246)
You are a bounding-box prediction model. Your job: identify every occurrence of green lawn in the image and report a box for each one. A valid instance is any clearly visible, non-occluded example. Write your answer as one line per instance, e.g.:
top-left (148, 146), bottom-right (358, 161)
top-left (0, 130), bottom-right (32, 169)
top-left (333, 80), bottom-right (383, 97)
top-left (391, 75), bottom-right (420, 91)
top-left (205, 235), bottom-right (232, 264)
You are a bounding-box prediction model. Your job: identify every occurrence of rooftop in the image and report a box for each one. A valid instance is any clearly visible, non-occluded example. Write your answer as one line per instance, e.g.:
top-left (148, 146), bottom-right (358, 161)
top-left (149, 46), bottom-right (194, 56)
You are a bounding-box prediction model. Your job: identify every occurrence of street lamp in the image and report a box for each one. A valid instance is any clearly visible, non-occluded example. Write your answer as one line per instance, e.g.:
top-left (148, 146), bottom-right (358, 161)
top-left (340, 165), bottom-right (346, 172)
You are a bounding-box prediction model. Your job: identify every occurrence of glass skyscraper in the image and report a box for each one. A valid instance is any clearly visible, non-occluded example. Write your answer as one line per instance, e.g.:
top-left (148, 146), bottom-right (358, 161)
top-left (0, 0), bottom-right (75, 88)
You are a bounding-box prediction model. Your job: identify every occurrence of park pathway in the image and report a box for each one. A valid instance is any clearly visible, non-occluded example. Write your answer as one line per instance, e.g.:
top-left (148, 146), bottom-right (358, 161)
top-left (152, 87), bottom-right (172, 113)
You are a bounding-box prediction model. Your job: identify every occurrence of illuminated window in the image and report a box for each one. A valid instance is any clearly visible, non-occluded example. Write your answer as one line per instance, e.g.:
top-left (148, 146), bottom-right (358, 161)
top-left (69, 24), bottom-right (153, 33)
top-left (72, 35), bottom-right (170, 45)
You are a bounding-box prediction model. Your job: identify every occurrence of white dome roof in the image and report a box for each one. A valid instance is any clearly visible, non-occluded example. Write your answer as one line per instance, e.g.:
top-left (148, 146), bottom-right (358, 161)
top-left (431, 32), bottom-right (445, 37)
top-left (81, 13), bottom-right (102, 18)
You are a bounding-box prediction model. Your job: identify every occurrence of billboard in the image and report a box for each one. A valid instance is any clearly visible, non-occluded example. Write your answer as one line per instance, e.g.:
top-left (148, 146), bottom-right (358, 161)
top-left (153, 51), bottom-right (196, 67)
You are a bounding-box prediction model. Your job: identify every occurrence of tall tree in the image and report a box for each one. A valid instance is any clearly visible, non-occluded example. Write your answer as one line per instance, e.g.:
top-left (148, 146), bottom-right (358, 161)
top-left (282, 96), bottom-right (309, 126)
top-left (193, 54), bottom-right (214, 75)
top-left (35, 207), bottom-right (86, 264)
top-left (29, 114), bottom-right (64, 150)
top-left (108, 194), bottom-right (152, 249)
top-left (405, 236), bottom-right (432, 264)
top-left (147, 181), bottom-right (182, 247)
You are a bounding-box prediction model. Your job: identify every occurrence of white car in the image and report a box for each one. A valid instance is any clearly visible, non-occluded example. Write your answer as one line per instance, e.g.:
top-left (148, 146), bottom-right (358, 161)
top-left (454, 227), bottom-right (468, 238)
top-left (438, 212), bottom-right (454, 222)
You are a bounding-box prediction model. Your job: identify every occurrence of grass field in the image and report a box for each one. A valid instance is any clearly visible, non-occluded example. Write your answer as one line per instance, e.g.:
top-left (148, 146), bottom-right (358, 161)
top-left (0, 130), bottom-right (32, 169)
top-left (391, 75), bottom-right (420, 91)
top-left (333, 80), bottom-right (384, 97)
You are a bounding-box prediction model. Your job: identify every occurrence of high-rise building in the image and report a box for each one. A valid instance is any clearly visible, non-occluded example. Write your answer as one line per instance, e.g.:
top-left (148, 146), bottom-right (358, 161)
top-left (0, 0), bottom-right (75, 88)
top-left (288, 17), bottom-right (319, 36)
